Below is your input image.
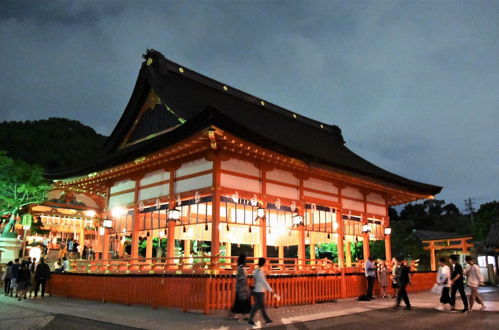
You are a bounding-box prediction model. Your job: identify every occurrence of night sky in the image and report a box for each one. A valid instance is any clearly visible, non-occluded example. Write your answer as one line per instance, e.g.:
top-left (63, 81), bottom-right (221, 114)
top-left (1, 1), bottom-right (498, 210)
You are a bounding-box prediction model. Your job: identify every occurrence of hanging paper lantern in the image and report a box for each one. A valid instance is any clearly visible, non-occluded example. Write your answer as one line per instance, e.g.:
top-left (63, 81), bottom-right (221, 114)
top-left (311, 203), bottom-right (317, 212)
top-left (139, 201), bottom-right (145, 212)
top-left (195, 191), bottom-right (201, 204)
top-left (155, 198), bottom-right (161, 210)
top-left (275, 198), bottom-right (281, 210)
top-left (290, 201), bottom-right (296, 212)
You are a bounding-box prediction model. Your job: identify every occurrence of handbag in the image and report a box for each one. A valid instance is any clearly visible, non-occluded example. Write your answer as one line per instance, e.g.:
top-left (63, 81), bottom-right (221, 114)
top-left (431, 283), bottom-right (443, 295)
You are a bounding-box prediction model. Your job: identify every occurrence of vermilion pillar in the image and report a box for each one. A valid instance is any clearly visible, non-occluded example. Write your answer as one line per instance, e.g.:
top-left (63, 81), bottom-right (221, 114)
top-left (131, 178), bottom-right (141, 261)
top-left (337, 207), bottom-right (345, 268)
top-left (298, 225), bottom-right (306, 265)
top-left (430, 244), bottom-right (436, 271)
top-left (103, 229), bottom-right (110, 260)
top-left (166, 219), bottom-right (176, 265)
top-left (211, 153), bottom-right (221, 268)
top-left (260, 217), bottom-right (267, 259)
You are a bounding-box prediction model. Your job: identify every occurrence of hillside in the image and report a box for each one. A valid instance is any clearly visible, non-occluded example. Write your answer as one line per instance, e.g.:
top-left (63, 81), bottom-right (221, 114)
top-left (0, 118), bottom-right (107, 171)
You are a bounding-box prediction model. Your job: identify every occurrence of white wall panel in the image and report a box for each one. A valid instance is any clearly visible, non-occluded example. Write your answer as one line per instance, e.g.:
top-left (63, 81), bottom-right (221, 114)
top-left (267, 169), bottom-right (298, 186)
top-left (109, 192), bottom-right (134, 208)
top-left (341, 198), bottom-right (364, 212)
top-left (221, 173), bottom-right (261, 193)
top-left (367, 204), bottom-right (387, 216)
top-left (303, 177), bottom-right (338, 194)
top-left (110, 179), bottom-right (135, 194)
top-left (303, 190), bottom-right (338, 203)
top-left (266, 183), bottom-right (299, 200)
top-left (140, 170), bottom-right (170, 186)
top-left (366, 193), bottom-right (385, 205)
top-left (176, 159), bottom-right (212, 178)
top-left (174, 173), bottom-right (212, 193)
top-left (341, 186), bottom-right (363, 200)
top-left (139, 184), bottom-right (169, 201)
top-left (221, 158), bottom-right (259, 177)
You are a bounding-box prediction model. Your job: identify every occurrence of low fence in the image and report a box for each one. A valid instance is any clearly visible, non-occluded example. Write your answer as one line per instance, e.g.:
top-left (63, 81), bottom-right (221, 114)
top-left (47, 271), bottom-right (436, 314)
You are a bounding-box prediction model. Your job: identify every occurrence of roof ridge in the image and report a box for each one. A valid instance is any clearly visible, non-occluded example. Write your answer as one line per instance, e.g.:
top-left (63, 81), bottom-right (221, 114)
top-left (143, 49), bottom-right (345, 144)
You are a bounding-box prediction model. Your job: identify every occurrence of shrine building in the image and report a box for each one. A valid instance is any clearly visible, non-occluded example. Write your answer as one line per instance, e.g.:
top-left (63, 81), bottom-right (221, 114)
top-left (44, 49), bottom-right (442, 273)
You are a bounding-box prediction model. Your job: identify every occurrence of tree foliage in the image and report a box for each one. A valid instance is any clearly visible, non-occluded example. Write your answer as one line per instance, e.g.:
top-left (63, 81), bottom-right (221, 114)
top-left (0, 118), bottom-right (106, 171)
top-left (0, 152), bottom-right (51, 236)
top-left (471, 201), bottom-right (499, 241)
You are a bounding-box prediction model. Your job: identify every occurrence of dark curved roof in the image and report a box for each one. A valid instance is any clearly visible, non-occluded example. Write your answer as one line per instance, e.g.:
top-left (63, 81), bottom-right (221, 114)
top-left (413, 230), bottom-right (472, 241)
top-left (46, 49), bottom-right (442, 196)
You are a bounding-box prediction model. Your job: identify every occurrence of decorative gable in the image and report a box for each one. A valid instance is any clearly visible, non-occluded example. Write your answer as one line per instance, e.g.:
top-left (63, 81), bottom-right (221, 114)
top-left (120, 90), bottom-right (185, 148)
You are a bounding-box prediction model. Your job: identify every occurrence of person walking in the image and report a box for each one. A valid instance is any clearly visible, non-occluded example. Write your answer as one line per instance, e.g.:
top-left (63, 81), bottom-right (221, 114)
top-left (391, 257), bottom-right (398, 298)
top-left (364, 256), bottom-right (376, 300)
top-left (2, 261), bottom-right (13, 296)
top-left (464, 256), bottom-right (485, 311)
top-left (16, 262), bottom-right (31, 300)
top-left (230, 254), bottom-right (251, 320)
top-left (435, 257), bottom-right (452, 311)
top-left (377, 259), bottom-right (389, 299)
top-left (34, 257), bottom-right (51, 297)
top-left (9, 258), bottom-right (21, 298)
top-left (449, 255), bottom-right (469, 313)
top-left (393, 256), bottom-right (411, 310)
top-left (248, 257), bottom-right (276, 326)
top-left (28, 257), bottom-right (38, 298)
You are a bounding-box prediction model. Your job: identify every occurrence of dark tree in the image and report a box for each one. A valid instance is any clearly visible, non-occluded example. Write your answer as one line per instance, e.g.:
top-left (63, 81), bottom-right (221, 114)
top-left (0, 118), bottom-right (107, 171)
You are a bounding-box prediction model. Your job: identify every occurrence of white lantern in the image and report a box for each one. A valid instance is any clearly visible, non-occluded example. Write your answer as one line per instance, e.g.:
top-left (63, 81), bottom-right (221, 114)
top-left (384, 227), bottom-right (392, 235)
top-left (168, 208), bottom-right (181, 221)
top-left (257, 207), bottom-right (265, 218)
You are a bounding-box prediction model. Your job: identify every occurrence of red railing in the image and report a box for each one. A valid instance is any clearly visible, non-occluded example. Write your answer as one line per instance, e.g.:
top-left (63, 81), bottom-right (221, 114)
top-left (47, 271), bottom-right (436, 314)
top-left (68, 256), bottom-right (354, 275)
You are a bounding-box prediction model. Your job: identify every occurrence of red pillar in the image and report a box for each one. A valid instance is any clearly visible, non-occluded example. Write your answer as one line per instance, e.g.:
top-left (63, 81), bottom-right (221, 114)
top-left (131, 178), bottom-right (141, 262)
top-left (211, 152), bottom-right (221, 269)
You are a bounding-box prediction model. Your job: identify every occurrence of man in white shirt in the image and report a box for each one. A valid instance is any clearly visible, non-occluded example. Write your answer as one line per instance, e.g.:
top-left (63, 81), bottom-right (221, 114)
top-left (365, 256), bottom-right (376, 300)
top-left (248, 258), bottom-right (275, 326)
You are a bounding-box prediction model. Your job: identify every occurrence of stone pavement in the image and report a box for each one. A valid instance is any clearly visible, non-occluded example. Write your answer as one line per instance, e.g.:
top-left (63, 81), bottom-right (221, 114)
top-left (0, 288), bottom-right (498, 330)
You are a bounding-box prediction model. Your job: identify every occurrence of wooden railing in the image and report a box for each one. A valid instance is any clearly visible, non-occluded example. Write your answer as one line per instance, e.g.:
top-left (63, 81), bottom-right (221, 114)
top-left (47, 271), bottom-right (436, 314)
top-left (68, 256), bottom-right (364, 275)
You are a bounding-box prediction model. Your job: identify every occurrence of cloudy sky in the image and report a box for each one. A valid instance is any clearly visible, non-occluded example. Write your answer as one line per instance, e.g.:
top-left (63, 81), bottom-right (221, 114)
top-left (0, 1), bottom-right (498, 210)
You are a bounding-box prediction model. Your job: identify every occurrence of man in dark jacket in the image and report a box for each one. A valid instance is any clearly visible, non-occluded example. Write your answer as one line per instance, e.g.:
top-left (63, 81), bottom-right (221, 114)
top-left (449, 255), bottom-right (469, 313)
top-left (10, 258), bottom-right (21, 297)
top-left (393, 256), bottom-right (411, 310)
top-left (34, 257), bottom-right (51, 297)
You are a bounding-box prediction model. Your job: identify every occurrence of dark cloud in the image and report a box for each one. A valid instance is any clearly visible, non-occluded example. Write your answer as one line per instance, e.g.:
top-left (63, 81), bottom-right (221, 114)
top-left (0, 0), bottom-right (498, 210)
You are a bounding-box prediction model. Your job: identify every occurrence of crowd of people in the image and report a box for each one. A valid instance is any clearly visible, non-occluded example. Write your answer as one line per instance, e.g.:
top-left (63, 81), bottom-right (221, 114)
top-left (435, 255), bottom-right (485, 313)
top-left (2, 257), bottom-right (52, 300)
top-left (363, 254), bottom-right (486, 313)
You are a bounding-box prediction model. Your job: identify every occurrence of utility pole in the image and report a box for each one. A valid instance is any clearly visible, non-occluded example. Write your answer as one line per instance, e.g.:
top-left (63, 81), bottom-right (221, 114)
top-left (464, 198), bottom-right (475, 226)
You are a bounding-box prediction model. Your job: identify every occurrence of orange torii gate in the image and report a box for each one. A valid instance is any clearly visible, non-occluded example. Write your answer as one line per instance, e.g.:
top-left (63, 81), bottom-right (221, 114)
top-left (421, 233), bottom-right (474, 271)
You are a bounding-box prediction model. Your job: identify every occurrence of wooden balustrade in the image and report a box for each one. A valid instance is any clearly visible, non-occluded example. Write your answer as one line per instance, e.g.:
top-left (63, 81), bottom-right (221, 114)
top-left (69, 256), bottom-right (343, 275)
top-left (47, 271), bottom-right (436, 314)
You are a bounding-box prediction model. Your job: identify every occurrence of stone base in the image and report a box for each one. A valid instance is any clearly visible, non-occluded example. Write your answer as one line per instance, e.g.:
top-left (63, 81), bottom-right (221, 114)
top-left (0, 237), bottom-right (21, 264)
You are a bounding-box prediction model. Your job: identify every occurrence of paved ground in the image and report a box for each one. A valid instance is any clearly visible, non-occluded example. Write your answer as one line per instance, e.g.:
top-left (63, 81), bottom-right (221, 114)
top-left (0, 288), bottom-right (498, 330)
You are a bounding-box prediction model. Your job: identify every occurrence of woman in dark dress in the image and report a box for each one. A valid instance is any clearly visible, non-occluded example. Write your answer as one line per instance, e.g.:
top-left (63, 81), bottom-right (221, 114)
top-left (16, 262), bottom-right (31, 300)
top-left (230, 254), bottom-right (251, 320)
